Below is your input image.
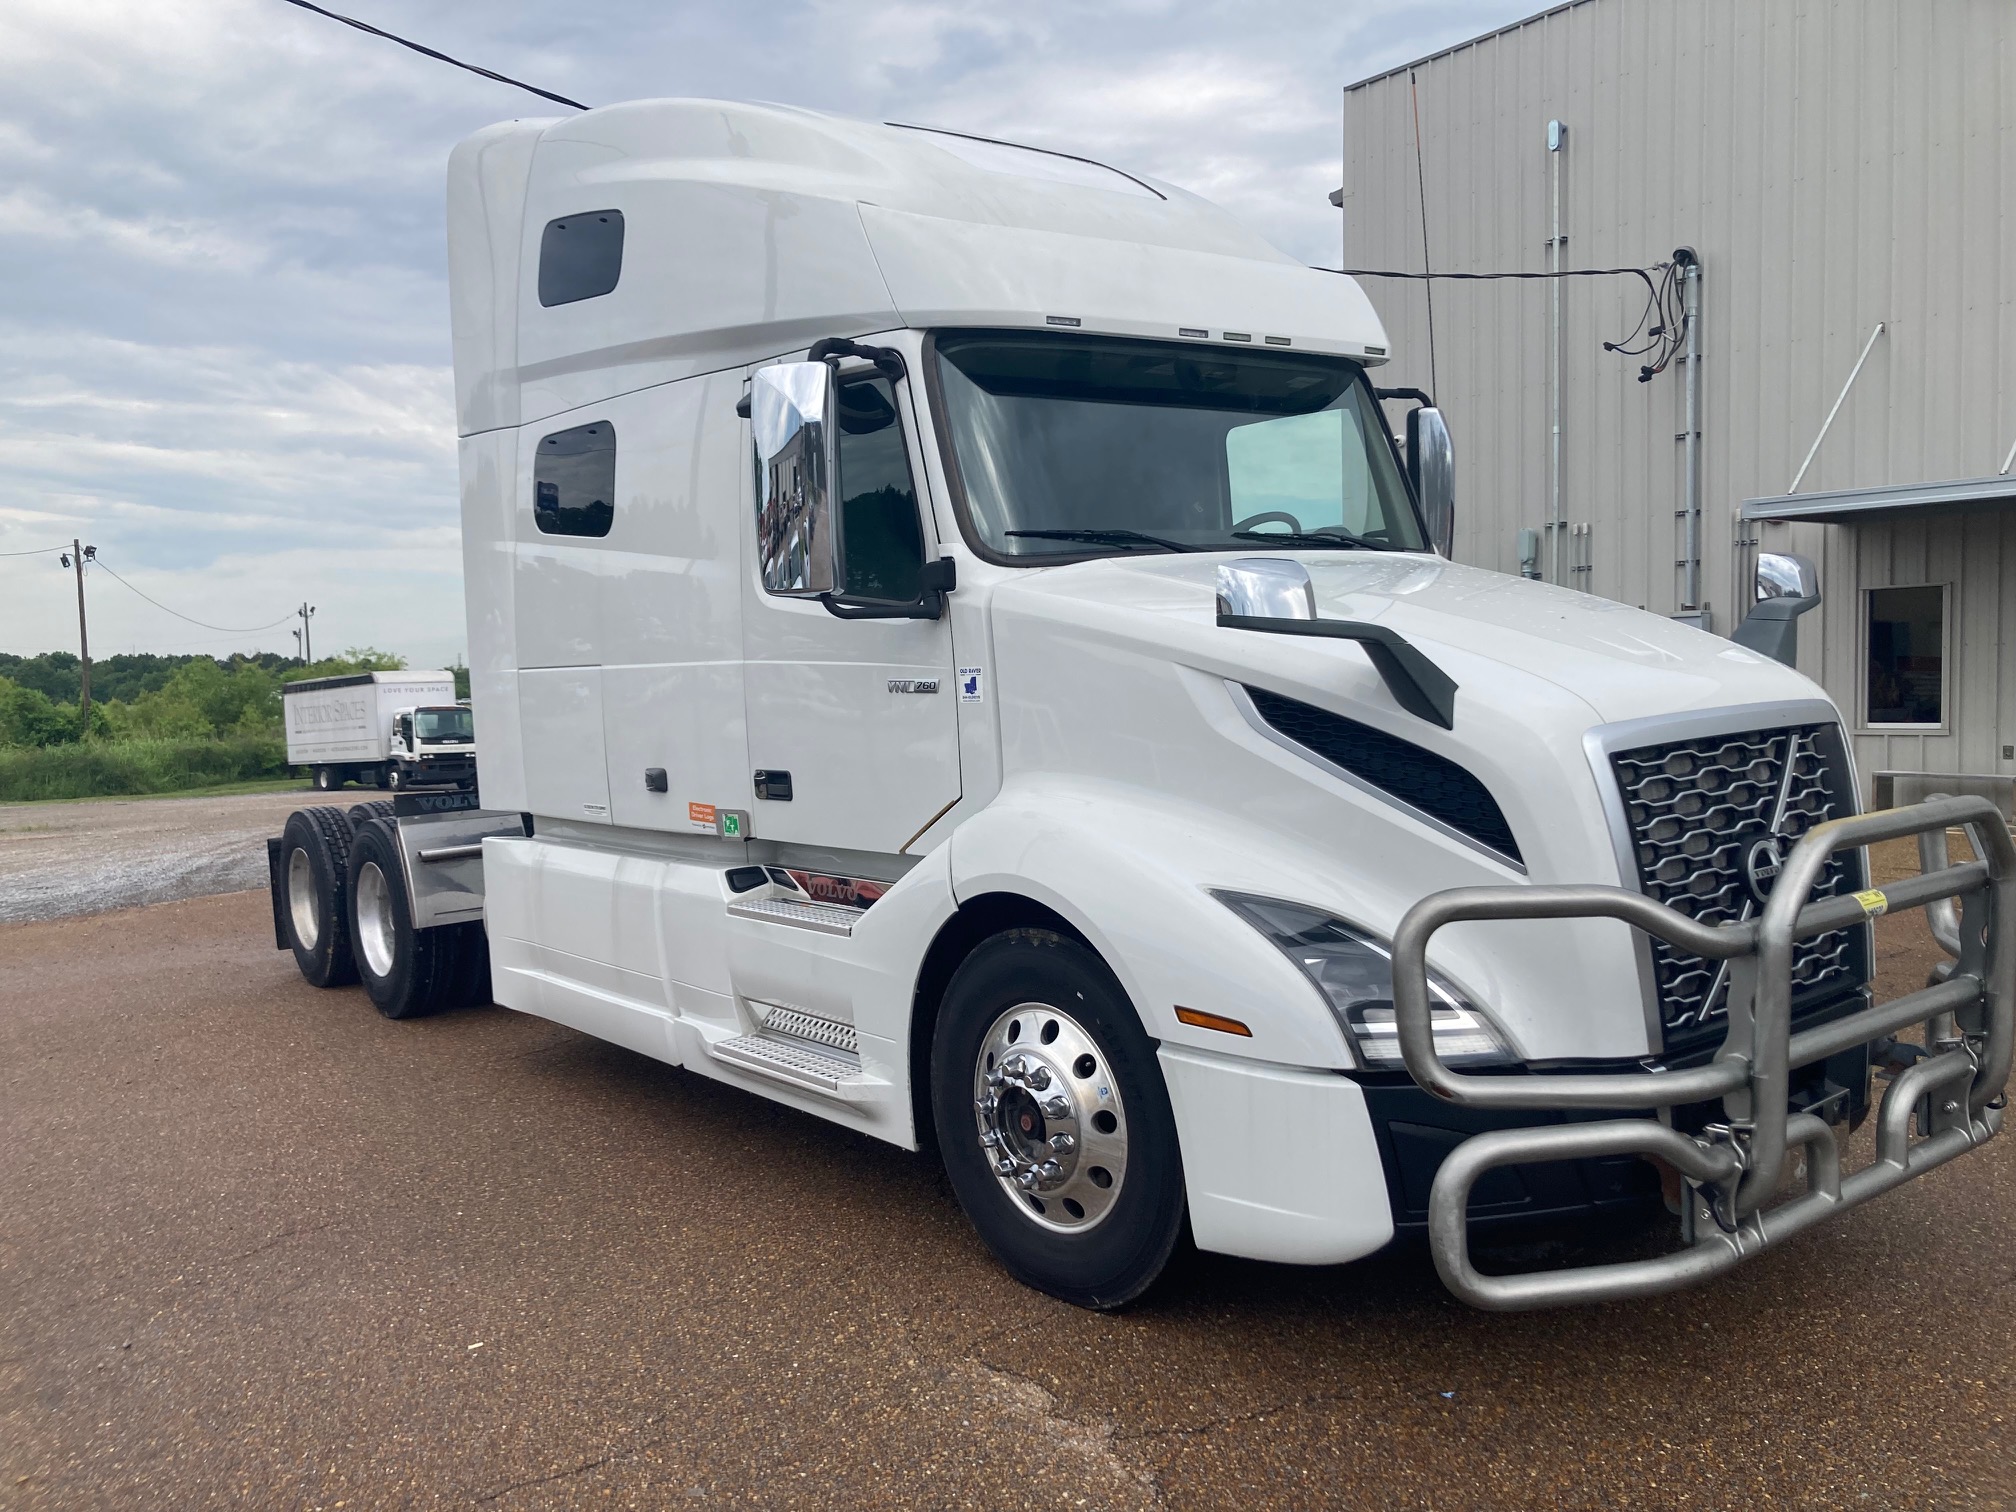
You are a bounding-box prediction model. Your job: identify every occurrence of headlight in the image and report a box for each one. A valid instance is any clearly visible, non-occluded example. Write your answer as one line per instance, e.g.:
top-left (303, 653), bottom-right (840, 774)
top-left (1215, 892), bottom-right (1515, 1069)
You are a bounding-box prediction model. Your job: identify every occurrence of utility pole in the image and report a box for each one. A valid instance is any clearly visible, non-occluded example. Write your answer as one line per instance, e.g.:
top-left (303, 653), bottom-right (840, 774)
top-left (59, 540), bottom-right (96, 731)
top-left (298, 602), bottom-right (316, 665)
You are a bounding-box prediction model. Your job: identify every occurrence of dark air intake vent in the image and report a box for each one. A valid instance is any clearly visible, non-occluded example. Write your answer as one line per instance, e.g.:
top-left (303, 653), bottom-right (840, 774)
top-left (1245, 686), bottom-right (1521, 863)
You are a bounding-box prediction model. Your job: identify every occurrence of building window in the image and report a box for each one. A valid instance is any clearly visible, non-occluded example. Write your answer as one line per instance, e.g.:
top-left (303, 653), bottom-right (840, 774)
top-left (538, 210), bottom-right (624, 306)
top-left (1865, 585), bottom-right (1945, 727)
top-left (534, 422), bottom-right (616, 538)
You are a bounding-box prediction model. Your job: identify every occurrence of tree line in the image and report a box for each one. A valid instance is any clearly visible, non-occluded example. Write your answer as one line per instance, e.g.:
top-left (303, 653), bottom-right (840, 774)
top-left (0, 649), bottom-right (447, 748)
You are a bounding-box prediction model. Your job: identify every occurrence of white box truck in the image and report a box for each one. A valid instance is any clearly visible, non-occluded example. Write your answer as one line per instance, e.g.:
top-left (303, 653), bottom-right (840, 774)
top-left (266, 101), bottom-right (2009, 1312)
top-left (283, 671), bottom-right (477, 793)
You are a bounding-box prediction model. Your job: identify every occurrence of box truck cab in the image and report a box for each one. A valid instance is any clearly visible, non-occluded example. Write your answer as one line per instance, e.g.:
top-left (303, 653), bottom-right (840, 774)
top-left (284, 670), bottom-right (477, 792)
top-left (268, 100), bottom-right (2008, 1311)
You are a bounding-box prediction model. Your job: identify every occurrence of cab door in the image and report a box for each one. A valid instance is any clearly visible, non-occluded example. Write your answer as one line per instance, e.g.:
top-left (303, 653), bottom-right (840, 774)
top-left (739, 367), bottom-right (960, 854)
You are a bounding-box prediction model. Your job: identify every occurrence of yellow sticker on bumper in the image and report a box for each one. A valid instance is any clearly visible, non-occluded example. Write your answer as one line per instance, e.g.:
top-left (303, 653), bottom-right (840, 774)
top-left (1853, 887), bottom-right (1890, 918)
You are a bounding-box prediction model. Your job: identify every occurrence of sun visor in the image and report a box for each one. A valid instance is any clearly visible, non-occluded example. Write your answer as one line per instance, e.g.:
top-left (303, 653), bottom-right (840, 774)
top-left (859, 204), bottom-right (1390, 362)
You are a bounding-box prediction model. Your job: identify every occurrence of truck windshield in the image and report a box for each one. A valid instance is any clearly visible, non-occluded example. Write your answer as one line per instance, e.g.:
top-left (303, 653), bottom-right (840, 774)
top-left (932, 331), bottom-right (1425, 559)
top-left (414, 707), bottom-right (474, 743)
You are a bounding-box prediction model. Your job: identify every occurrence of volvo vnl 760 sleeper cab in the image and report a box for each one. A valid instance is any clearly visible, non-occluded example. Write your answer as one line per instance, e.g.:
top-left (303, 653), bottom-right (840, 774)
top-left (266, 100), bottom-right (2010, 1311)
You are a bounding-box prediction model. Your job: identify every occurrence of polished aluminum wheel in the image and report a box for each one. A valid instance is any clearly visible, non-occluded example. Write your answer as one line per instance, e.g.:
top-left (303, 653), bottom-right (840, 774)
top-left (353, 861), bottom-right (397, 978)
top-left (286, 846), bottom-right (320, 950)
top-left (972, 1001), bottom-right (1128, 1232)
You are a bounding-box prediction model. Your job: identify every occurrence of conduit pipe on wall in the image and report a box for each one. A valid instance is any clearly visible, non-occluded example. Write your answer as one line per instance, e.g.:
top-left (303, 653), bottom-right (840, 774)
top-left (1680, 252), bottom-right (1702, 611)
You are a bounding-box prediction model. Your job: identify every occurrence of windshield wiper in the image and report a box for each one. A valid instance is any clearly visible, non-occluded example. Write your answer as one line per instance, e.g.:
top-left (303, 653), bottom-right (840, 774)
top-left (1229, 529), bottom-right (1393, 551)
top-left (1005, 528), bottom-right (1199, 554)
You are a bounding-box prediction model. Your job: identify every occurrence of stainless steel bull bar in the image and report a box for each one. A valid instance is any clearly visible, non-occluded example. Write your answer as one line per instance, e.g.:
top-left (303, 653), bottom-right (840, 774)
top-left (1392, 795), bottom-right (2013, 1311)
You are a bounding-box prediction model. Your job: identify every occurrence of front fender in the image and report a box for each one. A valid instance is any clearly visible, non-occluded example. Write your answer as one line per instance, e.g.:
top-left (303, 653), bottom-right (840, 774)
top-left (947, 776), bottom-right (1355, 1069)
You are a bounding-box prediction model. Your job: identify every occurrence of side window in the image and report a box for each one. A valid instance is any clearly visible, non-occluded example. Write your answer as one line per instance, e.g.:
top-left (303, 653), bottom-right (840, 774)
top-left (538, 210), bottom-right (624, 307)
top-left (534, 422), bottom-right (616, 538)
top-left (835, 377), bottom-right (926, 600)
top-left (1865, 584), bottom-right (1945, 726)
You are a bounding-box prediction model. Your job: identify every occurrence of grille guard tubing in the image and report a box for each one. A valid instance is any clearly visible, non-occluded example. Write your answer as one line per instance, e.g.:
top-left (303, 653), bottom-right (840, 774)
top-left (1392, 795), bottom-right (2013, 1311)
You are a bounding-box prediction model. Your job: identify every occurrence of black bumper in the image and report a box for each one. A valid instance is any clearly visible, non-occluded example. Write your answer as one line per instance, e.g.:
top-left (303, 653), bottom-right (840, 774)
top-left (1356, 1033), bottom-right (1873, 1235)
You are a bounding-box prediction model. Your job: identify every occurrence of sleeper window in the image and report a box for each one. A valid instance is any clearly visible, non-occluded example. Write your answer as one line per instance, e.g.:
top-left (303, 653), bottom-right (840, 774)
top-left (534, 423), bottom-right (616, 538)
top-left (1866, 584), bottom-right (1945, 726)
top-left (835, 377), bottom-right (926, 600)
top-left (538, 210), bottom-right (624, 306)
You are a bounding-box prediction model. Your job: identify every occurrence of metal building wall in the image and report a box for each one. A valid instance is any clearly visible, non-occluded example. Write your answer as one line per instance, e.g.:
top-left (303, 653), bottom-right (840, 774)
top-left (1340, 0), bottom-right (2016, 782)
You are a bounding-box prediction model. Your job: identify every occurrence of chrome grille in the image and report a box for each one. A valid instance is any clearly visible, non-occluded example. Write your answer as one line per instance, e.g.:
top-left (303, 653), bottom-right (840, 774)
top-left (1611, 723), bottom-right (1867, 1042)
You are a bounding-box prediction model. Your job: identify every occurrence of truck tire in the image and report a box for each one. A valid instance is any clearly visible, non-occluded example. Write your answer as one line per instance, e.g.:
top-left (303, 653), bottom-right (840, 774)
top-left (347, 799), bottom-right (395, 829)
top-left (346, 819), bottom-right (461, 1019)
top-left (373, 765), bottom-right (391, 790)
top-left (387, 765), bottom-right (407, 792)
top-left (279, 806), bottom-right (359, 987)
top-left (930, 928), bottom-right (1186, 1310)
top-left (312, 766), bottom-right (339, 792)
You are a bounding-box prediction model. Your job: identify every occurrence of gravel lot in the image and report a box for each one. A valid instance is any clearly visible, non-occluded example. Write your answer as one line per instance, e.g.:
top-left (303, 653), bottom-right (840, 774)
top-left (0, 789), bottom-right (312, 924)
top-left (1, 817), bottom-right (2009, 1509)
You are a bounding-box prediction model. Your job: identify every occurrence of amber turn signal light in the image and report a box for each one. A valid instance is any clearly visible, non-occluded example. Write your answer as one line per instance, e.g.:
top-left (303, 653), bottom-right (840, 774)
top-left (1174, 1005), bottom-right (1252, 1037)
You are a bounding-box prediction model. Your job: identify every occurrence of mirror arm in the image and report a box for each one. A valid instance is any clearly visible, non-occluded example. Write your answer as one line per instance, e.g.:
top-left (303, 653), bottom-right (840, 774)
top-left (808, 337), bottom-right (907, 383)
top-left (1216, 614), bottom-right (1458, 729)
top-left (820, 556), bottom-right (955, 621)
top-left (1374, 386), bottom-right (1435, 409)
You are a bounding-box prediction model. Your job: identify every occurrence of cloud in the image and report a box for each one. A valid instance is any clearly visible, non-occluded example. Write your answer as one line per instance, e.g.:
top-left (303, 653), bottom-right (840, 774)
top-left (0, 0), bottom-right (1532, 668)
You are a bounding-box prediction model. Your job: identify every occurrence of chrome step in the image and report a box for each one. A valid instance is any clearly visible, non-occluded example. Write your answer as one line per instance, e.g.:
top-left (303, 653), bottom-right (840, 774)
top-left (725, 897), bottom-right (860, 936)
top-left (710, 1033), bottom-right (863, 1093)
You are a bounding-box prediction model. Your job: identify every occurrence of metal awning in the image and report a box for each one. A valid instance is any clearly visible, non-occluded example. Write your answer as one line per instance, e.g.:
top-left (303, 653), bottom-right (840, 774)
top-left (1743, 472), bottom-right (2016, 523)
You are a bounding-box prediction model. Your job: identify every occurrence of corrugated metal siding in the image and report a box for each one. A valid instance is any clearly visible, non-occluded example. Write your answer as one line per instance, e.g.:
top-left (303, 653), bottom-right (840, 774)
top-left (1340, 0), bottom-right (2015, 786)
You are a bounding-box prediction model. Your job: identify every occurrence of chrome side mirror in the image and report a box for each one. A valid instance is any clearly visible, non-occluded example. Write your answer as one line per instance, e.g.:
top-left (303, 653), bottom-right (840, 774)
top-left (1408, 406), bottom-right (1455, 556)
top-left (1216, 558), bottom-right (1316, 620)
top-left (1754, 550), bottom-right (1818, 603)
top-left (751, 361), bottom-right (838, 596)
top-left (1731, 551), bottom-right (1821, 666)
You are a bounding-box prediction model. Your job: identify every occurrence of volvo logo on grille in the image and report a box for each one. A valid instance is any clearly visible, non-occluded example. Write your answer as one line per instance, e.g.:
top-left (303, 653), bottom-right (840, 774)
top-left (1744, 837), bottom-right (1786, 905)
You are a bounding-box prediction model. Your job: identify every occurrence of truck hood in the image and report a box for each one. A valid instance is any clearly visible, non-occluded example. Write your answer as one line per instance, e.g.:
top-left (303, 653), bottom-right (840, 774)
top-left (994, 550), bottom-right (1827, 726)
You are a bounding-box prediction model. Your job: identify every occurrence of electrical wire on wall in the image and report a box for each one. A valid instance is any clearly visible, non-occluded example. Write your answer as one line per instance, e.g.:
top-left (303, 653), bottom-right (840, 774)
top-left (1407, 70), bottom-right (1437, 399)
top-left (1315, 261), bottom-right (1691, 382)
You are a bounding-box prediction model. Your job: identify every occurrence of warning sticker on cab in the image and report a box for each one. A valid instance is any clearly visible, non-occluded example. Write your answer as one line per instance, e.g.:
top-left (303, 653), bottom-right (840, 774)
top-left (688, 801), bottom-right (717, 831)
top-left (1852, 888), bottom-right (1890, 918)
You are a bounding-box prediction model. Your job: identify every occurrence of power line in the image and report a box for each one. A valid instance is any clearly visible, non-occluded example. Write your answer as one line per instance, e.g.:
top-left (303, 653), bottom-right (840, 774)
top-left (0, 543), bottom-right (66, 558)
top-left (274, 0), bottom-right (590, 111)
top-left (92, 559), bottom-right (299, 635)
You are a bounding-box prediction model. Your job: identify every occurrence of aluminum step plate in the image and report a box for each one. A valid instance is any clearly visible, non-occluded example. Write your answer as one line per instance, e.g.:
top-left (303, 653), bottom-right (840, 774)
top-left (725, 897), bottom-right (860, 936)
top-left (754, 1004), bottom-right (859, 1055)
top-left (710, 1033), bottom-right (863, 1092)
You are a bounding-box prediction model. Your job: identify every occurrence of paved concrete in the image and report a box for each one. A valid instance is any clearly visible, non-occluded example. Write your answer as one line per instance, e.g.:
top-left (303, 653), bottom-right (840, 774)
top-left (2, 852), bottom-right (2013, 1509)
top-left (0, 789), bottom-right (316, 924)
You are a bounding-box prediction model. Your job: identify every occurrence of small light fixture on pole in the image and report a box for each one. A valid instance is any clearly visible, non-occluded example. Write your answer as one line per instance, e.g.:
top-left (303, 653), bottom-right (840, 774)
top-left (57, 541), bottom-right (97, 731)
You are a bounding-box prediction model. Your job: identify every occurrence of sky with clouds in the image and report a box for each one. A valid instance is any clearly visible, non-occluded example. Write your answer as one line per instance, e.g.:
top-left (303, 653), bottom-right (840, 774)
top-left (0, 0), bottom-right (1534, 670)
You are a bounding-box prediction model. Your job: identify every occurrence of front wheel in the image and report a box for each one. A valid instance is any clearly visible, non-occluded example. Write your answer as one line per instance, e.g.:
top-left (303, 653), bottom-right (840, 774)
top-left (387, 764), bottom-right (407, 792)
top-left (930, 929), bottom-right (1186, 1310)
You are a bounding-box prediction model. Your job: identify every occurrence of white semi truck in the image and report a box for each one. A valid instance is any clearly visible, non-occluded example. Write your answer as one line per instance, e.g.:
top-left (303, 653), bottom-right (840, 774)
top-left (283, 670), bottom-right (477, 793)
top-left (266, 101), bottom-right (2009, 1311)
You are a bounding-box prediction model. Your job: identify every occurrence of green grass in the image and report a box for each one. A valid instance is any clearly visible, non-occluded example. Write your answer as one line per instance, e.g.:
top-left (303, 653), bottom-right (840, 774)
top-left (0, 736), bottom-right (296, 803)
